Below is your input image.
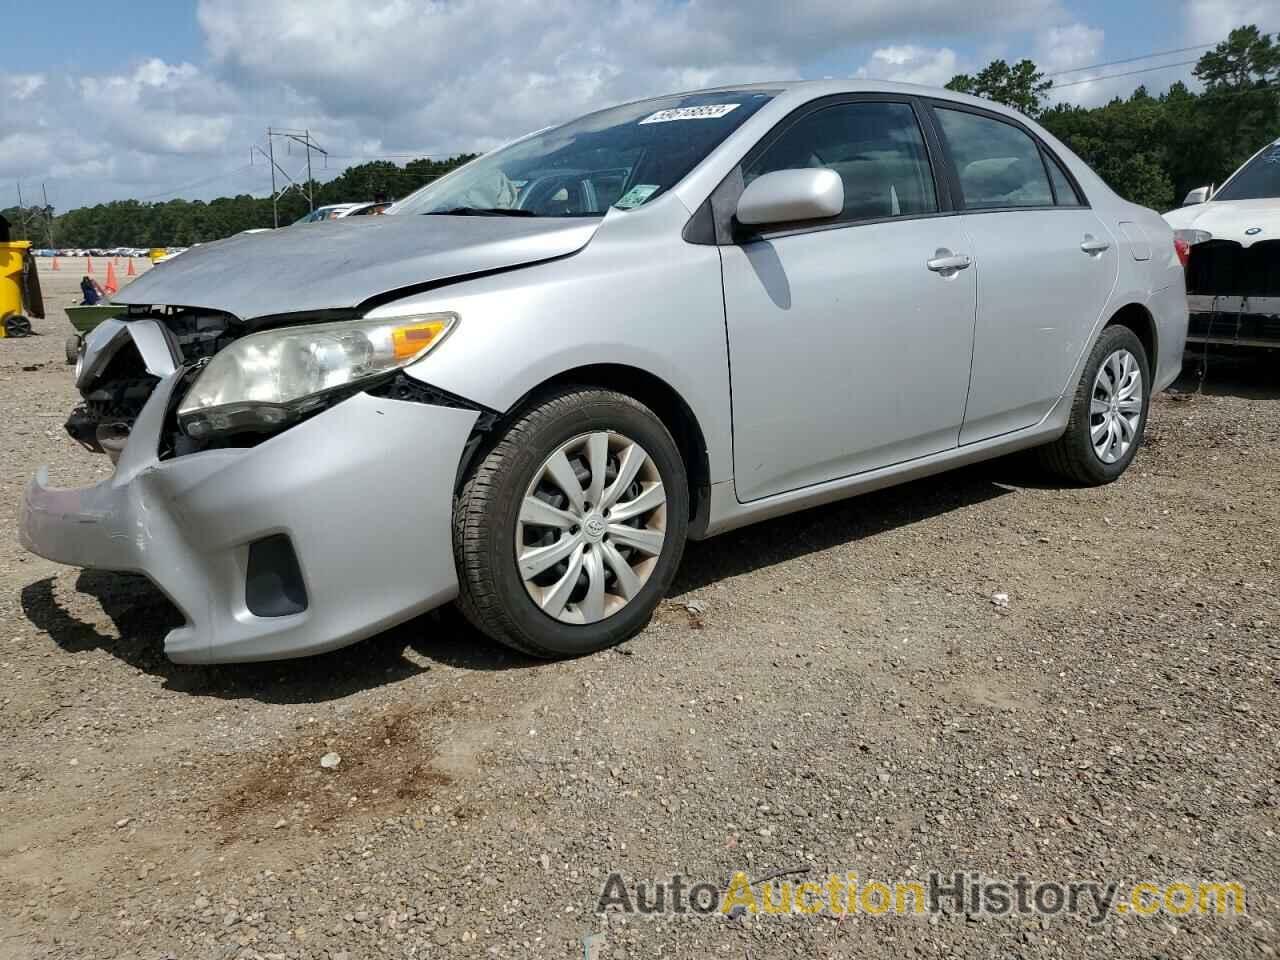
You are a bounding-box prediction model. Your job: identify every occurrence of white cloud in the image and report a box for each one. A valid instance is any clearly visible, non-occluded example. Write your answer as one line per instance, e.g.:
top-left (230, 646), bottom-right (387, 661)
top-left (12, 74), bottom-right (45, 101)
top-left (1034, 22), bottom-right (1126, 108)
top-left (9, 0), bottom-right (1097, 209)
top-left (79, 59), bottom-right (238, 156)
top-left (1185, 0), bottom-right (1280, 43)
top-left (1035, 23), bottom-right (1104, 74)
top-left (0, 133), bottom-right (53, 179)
top-left (854, 46), bottom-right (960, 86)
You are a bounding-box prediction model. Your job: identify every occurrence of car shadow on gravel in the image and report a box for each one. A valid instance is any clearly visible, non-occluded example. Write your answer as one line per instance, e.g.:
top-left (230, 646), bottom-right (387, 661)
top-left (20, 571), bottom-right (537, 704)
top-left (1175, 347), bottom-right (1280, 399)
top-left (20, 440), bottom-right (1141, 695)
top-left (671, 461), bottom-right (1020, 595)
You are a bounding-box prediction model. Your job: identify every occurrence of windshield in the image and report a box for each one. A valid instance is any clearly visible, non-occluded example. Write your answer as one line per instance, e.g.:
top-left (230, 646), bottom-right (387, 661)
top-left (390, 90), bottom-right (776, 218)
top-left (1213, 141), bottom-right (1280, 201)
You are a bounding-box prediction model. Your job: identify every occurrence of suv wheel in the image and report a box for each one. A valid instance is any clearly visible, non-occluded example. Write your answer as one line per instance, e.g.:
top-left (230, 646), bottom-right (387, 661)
top-left (454, 387), bottom-right (689, 657)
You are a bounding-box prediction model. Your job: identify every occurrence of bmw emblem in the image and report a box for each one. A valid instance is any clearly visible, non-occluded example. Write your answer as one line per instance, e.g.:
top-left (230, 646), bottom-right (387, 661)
top-left (1245, 226), bottom-right (1263, 235)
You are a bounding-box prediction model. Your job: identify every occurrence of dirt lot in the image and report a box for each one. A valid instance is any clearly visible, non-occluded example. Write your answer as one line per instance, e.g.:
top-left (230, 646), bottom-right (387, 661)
top-left (1, 261), bottom-right (1277, 958)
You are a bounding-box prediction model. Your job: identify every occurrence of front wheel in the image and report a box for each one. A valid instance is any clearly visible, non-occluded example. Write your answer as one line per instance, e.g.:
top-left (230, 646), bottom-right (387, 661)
top-left (1039, 324), bottom-right (1151, 485)
top-left (453, 387), bottom-right (689, 658)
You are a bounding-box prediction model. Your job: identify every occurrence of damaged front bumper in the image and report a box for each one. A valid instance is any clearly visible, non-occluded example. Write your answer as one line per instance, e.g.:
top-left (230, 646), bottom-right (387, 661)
top-left (20, 371), bottom-right (478, 663)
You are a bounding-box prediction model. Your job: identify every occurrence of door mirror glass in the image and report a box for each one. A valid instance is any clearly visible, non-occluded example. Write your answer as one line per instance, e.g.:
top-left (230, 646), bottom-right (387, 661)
top-left (1183, 186), bottom-right (1211, 205)
top-left (736, 168), bottom-right (844, 226)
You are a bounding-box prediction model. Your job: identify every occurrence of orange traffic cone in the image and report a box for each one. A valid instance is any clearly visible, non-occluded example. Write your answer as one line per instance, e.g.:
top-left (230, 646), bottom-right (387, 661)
top-left (86, 256), bottom-right (94, 274)
top-left (104, 261), bottom-right (119, 296)
top-left (126, 258), bottom-right (136, 277)
top-left (51, 256), bottom-right (59, 271)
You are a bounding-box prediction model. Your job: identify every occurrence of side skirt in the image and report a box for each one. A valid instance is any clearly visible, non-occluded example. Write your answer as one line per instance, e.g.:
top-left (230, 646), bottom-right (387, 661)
top-left (698, 394), bottom-right (1071, 539)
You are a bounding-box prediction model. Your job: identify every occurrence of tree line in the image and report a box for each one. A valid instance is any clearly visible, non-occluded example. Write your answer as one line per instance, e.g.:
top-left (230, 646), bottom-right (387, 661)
top-left (2, 155), bottom-right (475, 249)
top-left (3, 25), bottom-right (1276, 247)
top-left (946, 24), bottom-right (1279, 209)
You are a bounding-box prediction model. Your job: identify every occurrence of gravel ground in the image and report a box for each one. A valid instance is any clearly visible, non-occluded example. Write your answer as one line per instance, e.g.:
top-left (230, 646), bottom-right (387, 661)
top-left (1, 262), bottom-right (1277, 959)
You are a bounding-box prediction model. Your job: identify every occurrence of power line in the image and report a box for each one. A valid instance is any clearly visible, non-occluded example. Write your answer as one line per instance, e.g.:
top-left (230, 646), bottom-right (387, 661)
top-left (135, 164), bottom-right (255, 201)
top-left (323, 153), bottom-right (466, 161)
top-left (1044, 42), bottom-right (1218, 78)
top-left (1051, 58), bottom-right (1203, 90)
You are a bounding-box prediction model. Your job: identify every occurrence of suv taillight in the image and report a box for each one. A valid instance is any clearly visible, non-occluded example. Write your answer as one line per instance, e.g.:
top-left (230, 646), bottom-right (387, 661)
top-left (1174, 237), bottom-right (1191, 268)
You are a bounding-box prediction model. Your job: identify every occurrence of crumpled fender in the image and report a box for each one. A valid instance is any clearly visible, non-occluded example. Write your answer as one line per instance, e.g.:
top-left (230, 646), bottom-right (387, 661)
top-left (75, 317), bottom-right (181, 391)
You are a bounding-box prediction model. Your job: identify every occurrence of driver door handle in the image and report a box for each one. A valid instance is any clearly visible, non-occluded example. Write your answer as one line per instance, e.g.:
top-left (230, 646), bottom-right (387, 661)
top-left (1080, 236), bottom-right (1111, 254)
top-left (927, 251), bottom-right (972, 274)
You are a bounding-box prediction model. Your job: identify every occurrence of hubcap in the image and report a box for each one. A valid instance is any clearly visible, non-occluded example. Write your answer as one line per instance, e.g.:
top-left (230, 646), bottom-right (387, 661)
top-left (516, 431), bottom-right (667, 624)
top-left (1090, 349), bottom-right (1143, 464)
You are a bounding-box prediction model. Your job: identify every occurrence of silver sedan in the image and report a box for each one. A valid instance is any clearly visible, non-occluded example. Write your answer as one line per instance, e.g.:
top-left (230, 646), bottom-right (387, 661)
top-left (21, 80), bottom-right (1188, 662)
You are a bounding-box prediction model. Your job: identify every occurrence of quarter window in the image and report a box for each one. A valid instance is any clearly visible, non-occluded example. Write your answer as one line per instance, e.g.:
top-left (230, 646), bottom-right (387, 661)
top-left (935, 108), bottom-right (1054, 209)
top-left (744, 101), bottom-right (938, 222)
top-left (1044, 149), bottom-right (1084, 206)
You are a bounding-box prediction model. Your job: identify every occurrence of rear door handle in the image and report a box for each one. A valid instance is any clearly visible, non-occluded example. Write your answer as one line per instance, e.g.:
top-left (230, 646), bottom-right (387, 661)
top-left (1080, 236), bottom-right (1110, 255)
top-left (926, 251), bottom-right (972, 274)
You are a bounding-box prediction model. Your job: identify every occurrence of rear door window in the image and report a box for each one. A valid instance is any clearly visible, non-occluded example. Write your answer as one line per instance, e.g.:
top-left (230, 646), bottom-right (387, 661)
top-left (935, 108), bottom-right (1054, 209)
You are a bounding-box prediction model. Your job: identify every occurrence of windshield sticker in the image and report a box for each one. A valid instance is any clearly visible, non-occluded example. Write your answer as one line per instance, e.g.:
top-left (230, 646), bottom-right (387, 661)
top-left (639, 104), bottom-right (741, 124)
top-left (614, 185), bottom-right (661, 209)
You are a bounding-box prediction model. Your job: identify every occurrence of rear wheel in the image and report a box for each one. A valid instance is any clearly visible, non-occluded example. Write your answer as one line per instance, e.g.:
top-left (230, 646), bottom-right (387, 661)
top-left (454, 387), bottom-right (689, 658)
top-left (1039, 324), bottom-right (1150, 485)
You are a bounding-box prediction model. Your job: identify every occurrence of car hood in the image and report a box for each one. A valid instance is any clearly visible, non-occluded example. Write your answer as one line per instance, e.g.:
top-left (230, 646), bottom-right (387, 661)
top-left (1163, 198), bottom-right (1280, 247)
top-left (114, 214), bottom-right (602, 320)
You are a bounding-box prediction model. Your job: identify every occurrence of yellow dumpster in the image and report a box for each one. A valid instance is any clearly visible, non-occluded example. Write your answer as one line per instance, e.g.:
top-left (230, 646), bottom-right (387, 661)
top-left (0, 221), bottom-right (43, 338)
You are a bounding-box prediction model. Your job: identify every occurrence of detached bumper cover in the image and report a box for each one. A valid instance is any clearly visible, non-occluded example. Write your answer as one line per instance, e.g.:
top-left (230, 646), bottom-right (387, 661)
top-left (20, 372), bottom-right (478, 663)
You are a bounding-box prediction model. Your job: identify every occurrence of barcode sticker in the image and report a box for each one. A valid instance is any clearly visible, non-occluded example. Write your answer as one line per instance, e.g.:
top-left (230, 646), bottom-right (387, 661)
top-left (639, 104), bottom-right (740, 124)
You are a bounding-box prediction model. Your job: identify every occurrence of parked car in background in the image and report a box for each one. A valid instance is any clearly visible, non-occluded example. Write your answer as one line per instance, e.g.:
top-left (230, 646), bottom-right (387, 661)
top-left (291, 204), bottom-right (362, 225)
top-left (21, 80), bottom-right (1186, 664)
top-left (1164, 136), bottom-right (1280, 348)
top-left (343, 201), bottom-right (393, 217)
top-left (291, 202), bottom-right (388, 225)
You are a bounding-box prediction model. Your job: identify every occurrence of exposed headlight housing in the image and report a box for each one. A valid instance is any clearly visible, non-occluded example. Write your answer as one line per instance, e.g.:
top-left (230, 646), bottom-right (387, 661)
top-left (177, 312), bottom-right (457, 438)
top-left (1173, 228), bottom-right (1212, 246)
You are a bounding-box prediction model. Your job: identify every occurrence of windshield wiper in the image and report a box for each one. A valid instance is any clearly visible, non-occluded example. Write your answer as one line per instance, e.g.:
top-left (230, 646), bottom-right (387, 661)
top-left (425, 207), bottom-right (538, 217)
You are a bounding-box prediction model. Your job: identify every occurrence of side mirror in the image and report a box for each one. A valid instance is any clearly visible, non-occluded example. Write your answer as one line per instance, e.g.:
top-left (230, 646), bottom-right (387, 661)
top-left (736, 169), bottom-right (844, 227)
top-left (1183, 186), bottom-right (1211, 206)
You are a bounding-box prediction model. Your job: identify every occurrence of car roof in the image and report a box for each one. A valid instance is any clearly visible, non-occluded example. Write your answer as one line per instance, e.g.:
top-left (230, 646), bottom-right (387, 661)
top-left (628, 78), bottom-right (1016, 112)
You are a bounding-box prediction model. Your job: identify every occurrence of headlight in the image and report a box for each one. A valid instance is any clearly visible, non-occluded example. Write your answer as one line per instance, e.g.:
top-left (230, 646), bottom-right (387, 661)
top-left (1173, 228), bottom-right (1212, 246)
top-left (178, 312), bottom-right (457, 437)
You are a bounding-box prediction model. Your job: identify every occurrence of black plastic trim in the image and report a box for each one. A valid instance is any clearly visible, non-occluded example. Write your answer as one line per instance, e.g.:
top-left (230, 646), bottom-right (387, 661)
top-left (246, 534), bottom-right (308, 618)
top-left (365, 372), bottom-right (499, 426)
top-left (682, 198), bottom-right (717, 245)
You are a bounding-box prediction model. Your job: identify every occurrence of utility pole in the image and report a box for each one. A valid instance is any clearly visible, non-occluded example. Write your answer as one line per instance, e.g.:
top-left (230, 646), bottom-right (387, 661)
top-left (15, 183), bottom-right (28, 240)
top-left (41, 183), bottom-right (54, 248)
top-left (252, 128), bottom-right (329, 227)
top-left (268, 133), bottom-right (278, 227)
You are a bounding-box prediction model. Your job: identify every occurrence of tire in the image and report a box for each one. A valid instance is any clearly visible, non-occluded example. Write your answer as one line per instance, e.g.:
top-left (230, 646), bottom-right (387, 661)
top-left (65, 334), bottom-right (82, 365)
top-left (453, 386), bottom-right (689, 658)
top-left (1039, 324), bottom-right (1151, 485)
top-left (3, 315), bottom-right (31, 338)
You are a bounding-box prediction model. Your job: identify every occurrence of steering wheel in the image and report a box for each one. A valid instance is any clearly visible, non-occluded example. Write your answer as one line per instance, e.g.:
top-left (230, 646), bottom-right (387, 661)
top-left (518, 174), bottom-right (592, 216)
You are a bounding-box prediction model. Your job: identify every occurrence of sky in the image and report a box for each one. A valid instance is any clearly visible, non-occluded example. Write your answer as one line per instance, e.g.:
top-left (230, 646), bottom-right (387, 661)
top-left (4, 0), bottom-right (1279, 212)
